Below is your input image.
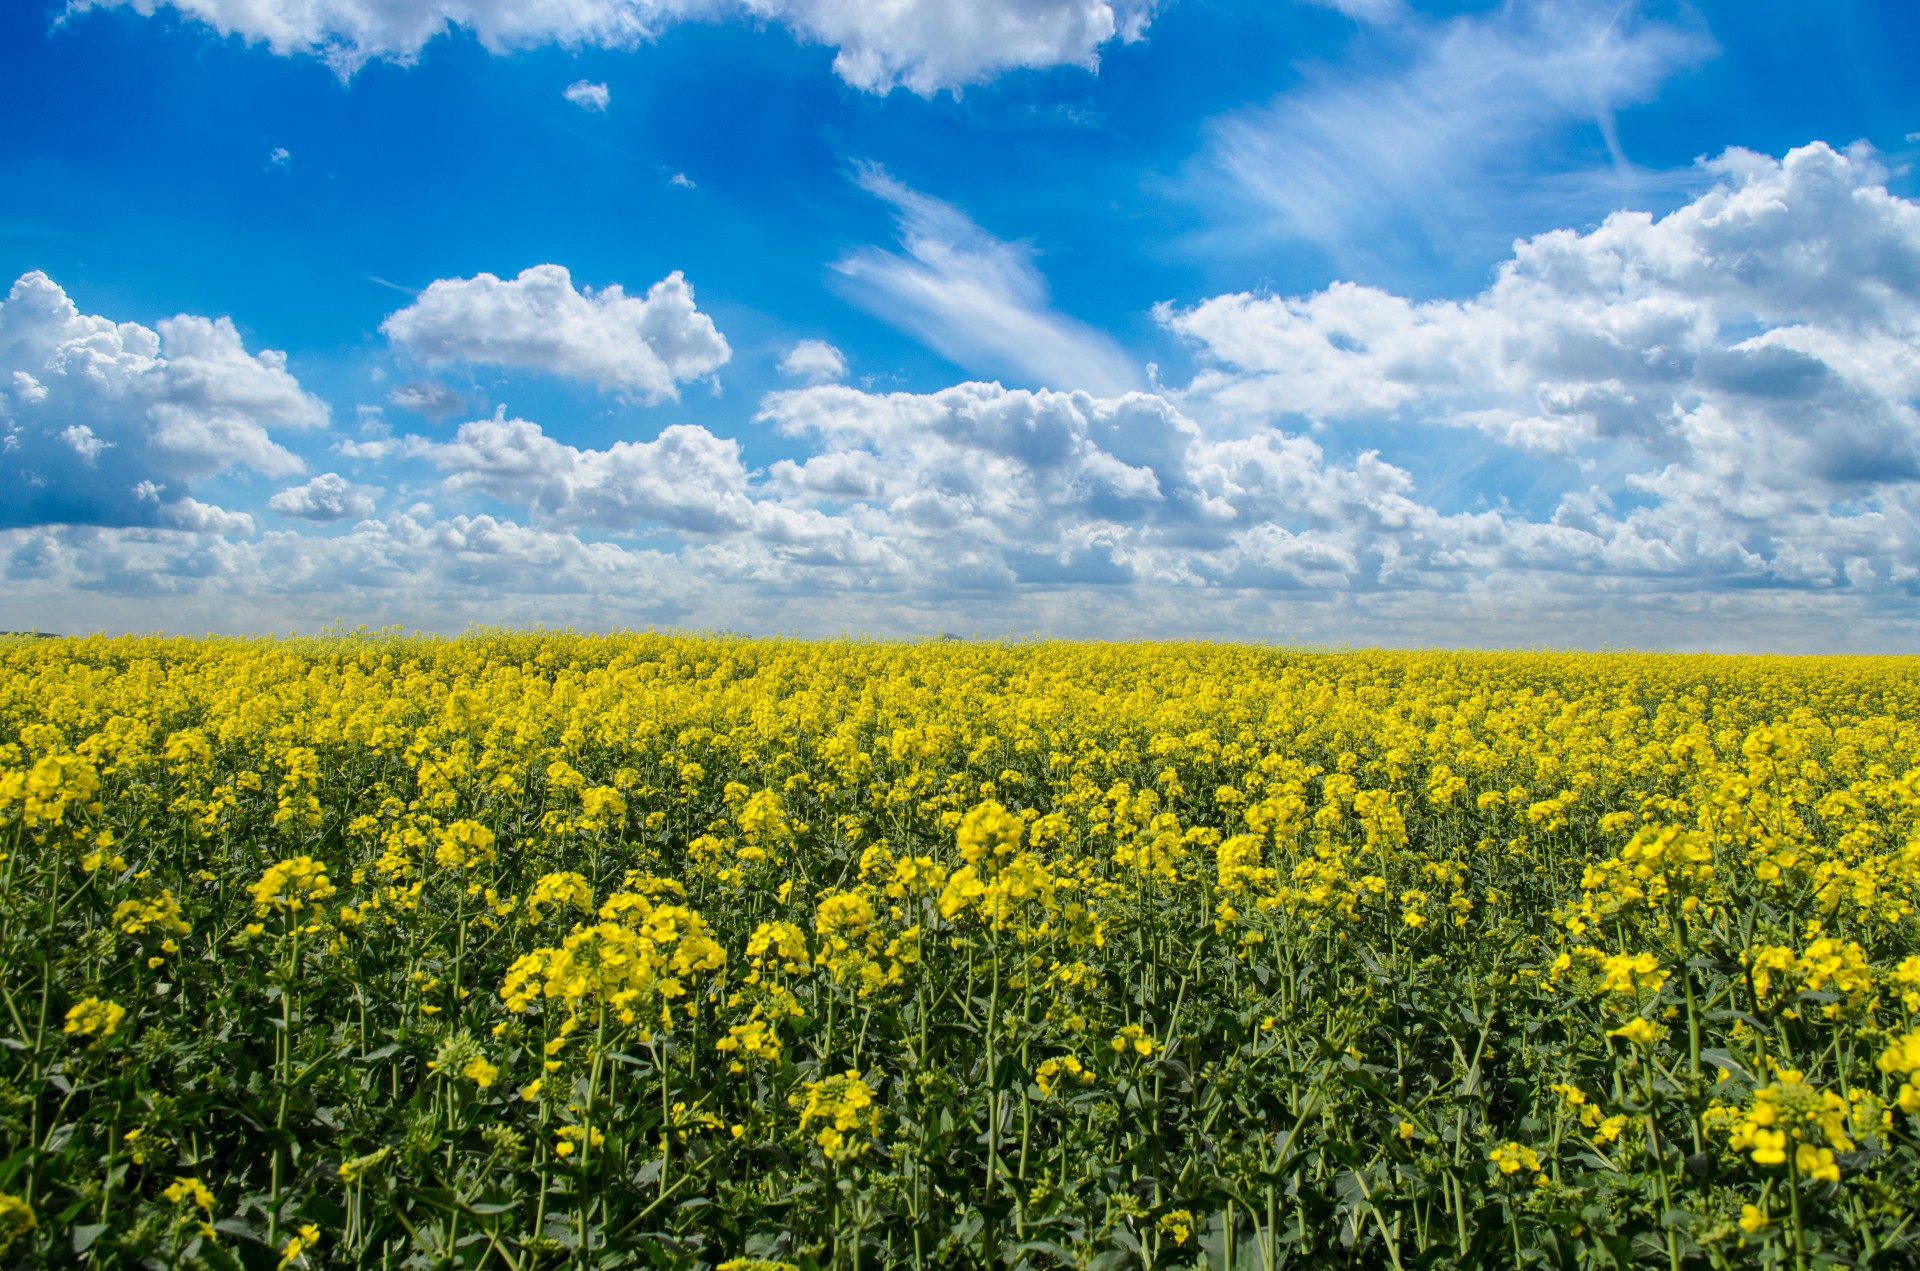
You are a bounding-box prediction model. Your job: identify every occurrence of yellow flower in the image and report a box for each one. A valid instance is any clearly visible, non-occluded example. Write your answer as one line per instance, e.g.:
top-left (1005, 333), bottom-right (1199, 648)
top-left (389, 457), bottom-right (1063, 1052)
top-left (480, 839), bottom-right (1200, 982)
top-left (63, 997), bottom-right (126, 1039)
top-left (1877, 1029), bottom-right (1920, 1113)
top-left (277, 1223), bottom-right (320, 1269)
top-left (1745, 1128), bottom-right (1788, 1166)
top-left (250, 857), bottom-right (336, 916)
top-left (1725, 1069), bottom-right (1852, 1169)
top-left (1488, 1141), bottom-right (1542, 1176)
top-left (1157, 1209), bottom-right (1195, 1245)
top-left (113, 889), bottom-right (191, 937)
top-left (162, 1177), bottom-right (216, 1212)
top-left (1035, 1055), bottom-right (1091, 1096)
top-left (956, 800), bottom-right (1023, 864)
top-left (1738, 1204), bottom-right (1768, 1234)
top-left (1598, 951), bottom-right (1668, 998)
top-left (1606, 1017), bottom-right (1659, 1048)
top-left (1795, 1143), bottom-right (1840, 1183)
top-left (432, 819), bottom-right (497, 868)
top-left (0, 1192), bottom-right (36, 1251)
top-left (461, 1057), bottom-right (500, 1088)
top-left (789, 1070), bottom-right (881, 1162)
top-left (715, 1017), bottom-right (782, 1071)
top-left (1110, 1023), bottom-right (1156, 1057)
top-left (553, 1125), bottom-right (605, 1157)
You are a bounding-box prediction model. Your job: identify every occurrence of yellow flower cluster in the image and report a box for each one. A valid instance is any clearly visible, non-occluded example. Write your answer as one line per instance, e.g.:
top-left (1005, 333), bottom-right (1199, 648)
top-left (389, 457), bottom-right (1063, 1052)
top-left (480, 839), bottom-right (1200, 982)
top-left (0, 752), bottom-right (101, 831)
top-left (788, 1070), bottom-right (880, 1162)
top-left (1878, 1030), bottom-right (1920, 1114)
top-left (63, 996), bottom-right (125, 1038)
top-left (1488, 1141), bottom-right (1545, 1182)
top-left (162, 1177), bottom-right (215, 1212)
top-left (500, 884), bottom-right (726, 1033)
top-left (1724, 1069), bottom-right (1851, 1181)
top-left (0, 1193), bottom-right (35, 1251)
top-left (112, 889), bottom-right (190, 937)
top-left (251, 856), bottom-right (337, 916)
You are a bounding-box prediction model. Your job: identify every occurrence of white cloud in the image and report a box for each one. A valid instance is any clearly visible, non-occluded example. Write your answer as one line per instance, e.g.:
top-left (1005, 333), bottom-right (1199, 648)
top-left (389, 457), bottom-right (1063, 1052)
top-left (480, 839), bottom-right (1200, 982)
top-left (669, 172), bottom-right (696, 189)
top-left (833, 165), bottom-right (1142, 395)
top-left (418, 411), bottom-right (755, 534)
top-left (18, 368), bottom-right (1918, 649)
top-left (1204, 0), bottom-right (1710, 265)
top-left (563, 79), bottom-right (610, 111)
top-left (157, 497), bottom-right (256, 536)
top-left (381, 264), bottom-right (731, 400)
top-left (1167, 142), bottom-right (1920, 478)
top-left (267, 146), bottom-right (291, 168)
top-left (766, 0), bottom-right (1159, 95)
top-left (0, 270), bottom-right (326, 529)
top-left (268, 472), bottom-right (379, 521)
top-left (1161, 141), bottom-right (1920, 589)
top-left (60, 424), bottom-right (112, 463)
top-left (68, 0), bottom-right (1163, 93)
top-left (778, 339), bottom-right (847, 384)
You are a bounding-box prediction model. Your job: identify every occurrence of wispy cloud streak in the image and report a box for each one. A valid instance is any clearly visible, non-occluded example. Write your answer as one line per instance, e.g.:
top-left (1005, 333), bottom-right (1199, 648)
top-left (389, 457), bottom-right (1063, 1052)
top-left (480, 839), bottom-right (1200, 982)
top-left (1206, 0), bottom-right (1712, 270)
top-left (833, 165), bottom-right (1143, 395)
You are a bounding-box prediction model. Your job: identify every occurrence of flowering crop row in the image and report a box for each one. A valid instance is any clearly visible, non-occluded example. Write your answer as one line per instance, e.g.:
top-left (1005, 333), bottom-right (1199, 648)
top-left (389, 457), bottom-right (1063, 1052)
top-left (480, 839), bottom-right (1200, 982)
top-left (1, 634), bottom-right (1918, 1268)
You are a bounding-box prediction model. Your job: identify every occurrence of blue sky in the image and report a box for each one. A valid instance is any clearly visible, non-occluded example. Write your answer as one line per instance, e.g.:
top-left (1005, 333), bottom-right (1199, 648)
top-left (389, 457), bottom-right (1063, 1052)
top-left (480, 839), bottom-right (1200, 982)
top-left (4, 0), bottom-right (1920, 647)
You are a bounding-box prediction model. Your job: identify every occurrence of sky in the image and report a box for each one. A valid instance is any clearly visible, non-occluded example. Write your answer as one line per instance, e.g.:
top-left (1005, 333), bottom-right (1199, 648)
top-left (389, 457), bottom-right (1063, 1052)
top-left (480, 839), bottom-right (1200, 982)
top-left (3, 0), bottom-right (1919, 649)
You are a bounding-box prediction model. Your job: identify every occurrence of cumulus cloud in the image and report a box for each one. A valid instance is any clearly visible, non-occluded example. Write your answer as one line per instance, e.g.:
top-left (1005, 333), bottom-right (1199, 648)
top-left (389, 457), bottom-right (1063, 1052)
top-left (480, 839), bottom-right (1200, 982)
top-left (769, 0), bottom-right (1159, 95)
top-left (381, 264), bottom-right (731, 401)
top-left (267, 472), bottom-right (379, 521)
top-left (157, 496), bottom-right (257, 536)
top-left (1167, 142), bottom-right (1920, 474)
top-left (67, 0), bottom-right (1162, 93)
top-left (417, 411), bottom-right (755, 534)
top-left (1205, 0), bottom-right (1710, 266)
top-left (563, 79), bottom-right (610, 111)
top-left (778, 339), bottom-right (847, 384)
top-left (833, 166), bottom-right (1141, 395)
top-left (755, 379), bottom-right (1482, 593)
top-left (0, 270), bottom-right (326, 530)
top-left (1161, 141), bottom-right (1920, 589)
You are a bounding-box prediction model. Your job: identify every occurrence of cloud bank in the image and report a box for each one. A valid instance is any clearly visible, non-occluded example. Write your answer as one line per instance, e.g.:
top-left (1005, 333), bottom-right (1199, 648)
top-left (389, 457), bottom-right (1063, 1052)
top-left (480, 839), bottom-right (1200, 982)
top-left (7, 141), bottom-right (1920, 648)
top-left (68, 0), bottom-right (1163, 93)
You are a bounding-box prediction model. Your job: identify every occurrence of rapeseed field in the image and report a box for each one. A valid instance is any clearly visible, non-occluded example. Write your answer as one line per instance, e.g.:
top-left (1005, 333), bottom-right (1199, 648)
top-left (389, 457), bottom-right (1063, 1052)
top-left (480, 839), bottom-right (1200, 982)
top-left (2, 634), bottom-right (1918, 1269)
